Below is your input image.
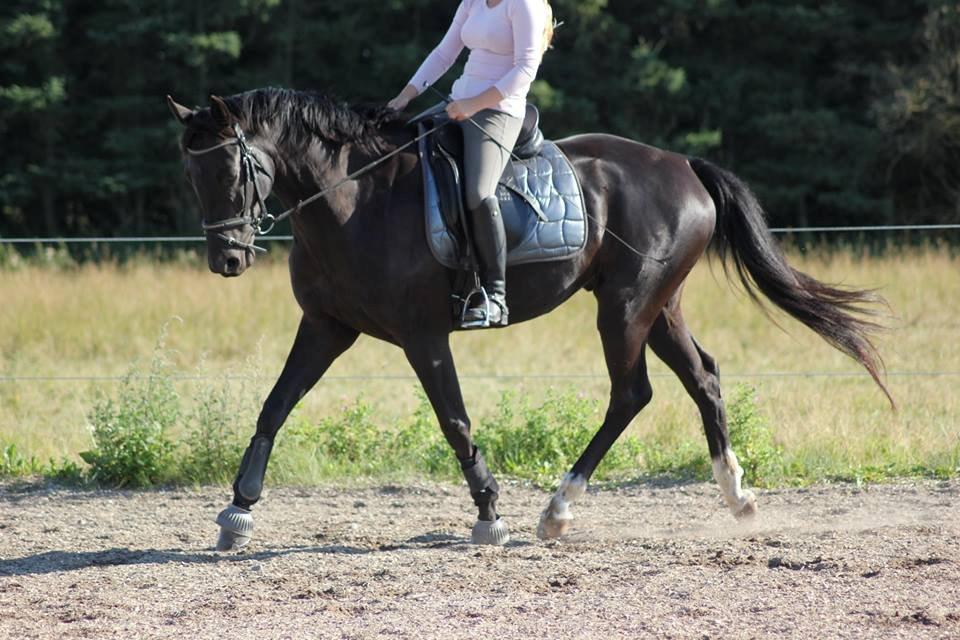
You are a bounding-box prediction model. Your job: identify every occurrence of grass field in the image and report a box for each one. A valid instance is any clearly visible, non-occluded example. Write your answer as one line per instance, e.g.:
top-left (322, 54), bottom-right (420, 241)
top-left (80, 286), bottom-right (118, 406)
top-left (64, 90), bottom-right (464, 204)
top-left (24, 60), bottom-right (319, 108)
top-left (0, 245), bottom-right (957, 484)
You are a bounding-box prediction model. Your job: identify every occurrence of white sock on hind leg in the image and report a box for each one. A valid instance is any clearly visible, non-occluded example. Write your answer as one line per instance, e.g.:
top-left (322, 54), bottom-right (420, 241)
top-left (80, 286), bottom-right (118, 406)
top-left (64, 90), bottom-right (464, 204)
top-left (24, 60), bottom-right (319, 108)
top-left (712, 448), bottom-right (754, 513)
top-left (552, 473), bottom-right (586, 515)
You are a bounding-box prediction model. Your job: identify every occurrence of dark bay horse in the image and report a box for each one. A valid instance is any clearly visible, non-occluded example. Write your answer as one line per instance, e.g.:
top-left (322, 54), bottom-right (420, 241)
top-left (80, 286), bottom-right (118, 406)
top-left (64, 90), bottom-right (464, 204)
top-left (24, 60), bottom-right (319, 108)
top-left (167, 88), bottom-right (890, 549)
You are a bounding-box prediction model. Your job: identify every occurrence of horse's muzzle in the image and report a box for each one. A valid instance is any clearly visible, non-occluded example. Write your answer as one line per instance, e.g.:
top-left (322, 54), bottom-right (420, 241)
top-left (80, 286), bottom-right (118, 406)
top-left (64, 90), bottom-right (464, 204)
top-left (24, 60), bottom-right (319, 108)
top-left (209, 248), bottom-right (251, 277)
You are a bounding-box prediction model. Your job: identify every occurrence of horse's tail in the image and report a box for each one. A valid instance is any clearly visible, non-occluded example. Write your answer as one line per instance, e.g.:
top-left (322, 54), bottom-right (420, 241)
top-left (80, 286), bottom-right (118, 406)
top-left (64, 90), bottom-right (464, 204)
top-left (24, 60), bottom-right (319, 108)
top-left (688, 157), bottom-right (893, 406)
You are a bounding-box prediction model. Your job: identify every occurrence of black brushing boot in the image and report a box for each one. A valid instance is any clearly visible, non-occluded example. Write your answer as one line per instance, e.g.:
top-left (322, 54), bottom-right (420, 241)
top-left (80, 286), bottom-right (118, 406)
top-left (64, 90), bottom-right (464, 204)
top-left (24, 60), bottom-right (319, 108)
top-left (462, 196), bottom-right (509, 328)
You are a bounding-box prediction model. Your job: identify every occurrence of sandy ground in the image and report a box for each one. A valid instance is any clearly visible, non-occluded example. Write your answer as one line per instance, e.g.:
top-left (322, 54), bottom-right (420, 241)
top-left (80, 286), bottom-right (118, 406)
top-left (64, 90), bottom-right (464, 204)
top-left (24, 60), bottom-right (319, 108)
top-left (0, 479), bottom-right (958, 639)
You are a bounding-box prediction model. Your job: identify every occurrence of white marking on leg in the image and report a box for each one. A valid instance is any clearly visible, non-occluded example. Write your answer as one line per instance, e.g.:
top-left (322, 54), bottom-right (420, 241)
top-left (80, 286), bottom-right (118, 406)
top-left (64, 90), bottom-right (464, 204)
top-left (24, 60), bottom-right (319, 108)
top-left (552, 472), bottom-right (587, 518)
top-left (712, 448), bottom-right (757, 517)
top-left (537, 473), bottom-right (587, 539)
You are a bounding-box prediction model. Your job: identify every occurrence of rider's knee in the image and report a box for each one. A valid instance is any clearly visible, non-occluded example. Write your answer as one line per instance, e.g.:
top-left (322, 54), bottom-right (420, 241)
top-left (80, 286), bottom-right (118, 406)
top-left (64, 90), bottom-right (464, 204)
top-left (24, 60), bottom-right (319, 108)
top-left (465, 188), bottom-right (485, 212)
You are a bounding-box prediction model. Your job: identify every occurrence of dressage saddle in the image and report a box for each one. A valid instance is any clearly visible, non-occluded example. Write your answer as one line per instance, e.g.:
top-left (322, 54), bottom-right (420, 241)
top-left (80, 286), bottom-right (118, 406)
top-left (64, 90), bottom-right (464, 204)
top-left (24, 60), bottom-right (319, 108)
top-left (409, 102), bottom-right (588, 322)
top-left (411, 101), bottom-right (545, 161)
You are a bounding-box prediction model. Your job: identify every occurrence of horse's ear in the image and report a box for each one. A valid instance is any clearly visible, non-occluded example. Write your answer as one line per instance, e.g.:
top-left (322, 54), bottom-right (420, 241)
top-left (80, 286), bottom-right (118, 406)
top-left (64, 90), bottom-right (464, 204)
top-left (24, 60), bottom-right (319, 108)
top-left (166, 95), bottom-right (194, 126)
top-left (209, 95), bottom-right (235, 128)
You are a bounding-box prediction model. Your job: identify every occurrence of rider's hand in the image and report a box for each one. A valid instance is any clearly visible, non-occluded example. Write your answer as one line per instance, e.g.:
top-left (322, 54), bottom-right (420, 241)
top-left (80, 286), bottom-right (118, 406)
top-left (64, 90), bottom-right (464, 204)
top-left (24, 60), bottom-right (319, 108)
top-left (387, 95), bottom-right (409, 111)
top-left (445, 98), bottom-right (480, 121)
top-left (387, 85), bottom-right (418, 112)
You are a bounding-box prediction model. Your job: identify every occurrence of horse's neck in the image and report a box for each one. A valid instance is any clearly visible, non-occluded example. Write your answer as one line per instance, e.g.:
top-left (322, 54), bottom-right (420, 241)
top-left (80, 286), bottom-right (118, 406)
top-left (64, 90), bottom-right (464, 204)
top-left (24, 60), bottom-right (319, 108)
top-left (274, 143), bottom-right (354, 225)
top-left (273, 142), bottom-right (380, 274)
top-left (270, 122), bottom-right (414, 250)
top-left (275, 131), bottom-right (407, 224)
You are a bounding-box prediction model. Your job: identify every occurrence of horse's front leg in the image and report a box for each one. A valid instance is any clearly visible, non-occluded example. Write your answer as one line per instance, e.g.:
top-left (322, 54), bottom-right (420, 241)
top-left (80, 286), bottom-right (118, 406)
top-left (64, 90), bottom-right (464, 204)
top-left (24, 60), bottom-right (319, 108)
top-left (403, 335), bottom-right (510, 545)
top-left (215, 314), bottom-right (358, 551)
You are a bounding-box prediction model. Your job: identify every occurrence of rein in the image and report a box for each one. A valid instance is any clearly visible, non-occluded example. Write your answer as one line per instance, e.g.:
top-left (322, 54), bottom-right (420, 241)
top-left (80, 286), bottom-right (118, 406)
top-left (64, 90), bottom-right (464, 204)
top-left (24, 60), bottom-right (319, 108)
top-left (187, 102), bottom-right (665, 265)
top-left (186, 120), bottom-right (448, 253)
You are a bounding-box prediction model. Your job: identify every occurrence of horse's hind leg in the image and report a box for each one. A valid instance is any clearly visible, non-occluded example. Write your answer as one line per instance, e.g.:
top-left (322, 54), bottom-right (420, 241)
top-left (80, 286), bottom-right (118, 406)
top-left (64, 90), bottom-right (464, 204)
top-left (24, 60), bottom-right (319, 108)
top-left (648, 291), bottom-right (757, 519)
top-left (215, 314), bottom-right (359, 551)
top-left (537, 288), bottom-right (655, 539)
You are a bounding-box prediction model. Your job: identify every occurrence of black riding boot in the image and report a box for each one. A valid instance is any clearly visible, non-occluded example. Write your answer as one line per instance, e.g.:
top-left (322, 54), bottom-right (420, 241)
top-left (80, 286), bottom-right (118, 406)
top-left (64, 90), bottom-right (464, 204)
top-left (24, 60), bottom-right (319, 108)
top-left (462, 196), bottom-right (509, 328)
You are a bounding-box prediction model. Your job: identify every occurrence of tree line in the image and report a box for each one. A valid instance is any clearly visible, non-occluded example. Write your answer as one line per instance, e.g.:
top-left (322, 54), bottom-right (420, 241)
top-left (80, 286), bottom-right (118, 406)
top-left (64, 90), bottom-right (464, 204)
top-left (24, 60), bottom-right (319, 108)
top-left (1, 0), bottom-right (957, 239)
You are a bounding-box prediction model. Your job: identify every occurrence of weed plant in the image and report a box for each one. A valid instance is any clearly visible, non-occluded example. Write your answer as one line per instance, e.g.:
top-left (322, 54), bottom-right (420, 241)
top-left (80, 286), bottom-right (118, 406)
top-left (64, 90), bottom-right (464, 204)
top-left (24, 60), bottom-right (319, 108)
top-left (80, 338), bottom-right (180, 487)
top-left (0, 443), bottom-right (41, 477)
top-left (5, 345), bottom-right (787, 491)
top-left (0, 353), bottom-right (950, 491)
top-left (0, 343), bottom-right (951, 490)
top-left (727, 385), bottom-right (785, 487)
top-left (178, 380), bottom-right (250, 484)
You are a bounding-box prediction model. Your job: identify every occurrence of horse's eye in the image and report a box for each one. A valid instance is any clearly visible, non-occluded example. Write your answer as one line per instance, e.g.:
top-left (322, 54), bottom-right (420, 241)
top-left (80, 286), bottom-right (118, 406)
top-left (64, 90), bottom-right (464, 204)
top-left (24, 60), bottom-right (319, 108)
top-left (217, 167), bottom-right (237, 186)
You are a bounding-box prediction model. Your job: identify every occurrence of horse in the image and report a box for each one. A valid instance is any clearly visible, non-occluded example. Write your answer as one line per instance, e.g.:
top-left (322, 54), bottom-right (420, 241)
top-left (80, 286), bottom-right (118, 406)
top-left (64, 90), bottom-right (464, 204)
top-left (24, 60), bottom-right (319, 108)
top-left (167, 88), bottom-right (890, 549)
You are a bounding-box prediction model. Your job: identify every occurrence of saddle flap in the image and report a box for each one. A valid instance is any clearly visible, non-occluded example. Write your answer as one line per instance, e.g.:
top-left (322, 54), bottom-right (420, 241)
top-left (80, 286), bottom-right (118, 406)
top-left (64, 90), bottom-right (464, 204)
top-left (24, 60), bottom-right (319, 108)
top-left (418, 122), bottom-right (467, 269)
top-left (434, 144), bottom-right (464, 231)
top-left (421, 134), bottom-right (588, 270)
top-left (434, 117), bottom-right (463, 160)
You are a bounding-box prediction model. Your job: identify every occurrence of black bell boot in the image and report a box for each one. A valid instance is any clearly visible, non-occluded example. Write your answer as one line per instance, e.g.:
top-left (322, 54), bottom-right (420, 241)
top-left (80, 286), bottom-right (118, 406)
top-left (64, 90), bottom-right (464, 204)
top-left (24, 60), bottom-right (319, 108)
top-left (461, 195), bottom-right (509, 328)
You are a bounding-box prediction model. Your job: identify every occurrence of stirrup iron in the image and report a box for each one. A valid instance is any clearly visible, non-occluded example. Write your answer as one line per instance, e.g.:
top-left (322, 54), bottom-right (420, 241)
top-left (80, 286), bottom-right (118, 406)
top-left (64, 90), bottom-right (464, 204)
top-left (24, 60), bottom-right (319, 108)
top-left (460, 285), bottom-right (492, 329)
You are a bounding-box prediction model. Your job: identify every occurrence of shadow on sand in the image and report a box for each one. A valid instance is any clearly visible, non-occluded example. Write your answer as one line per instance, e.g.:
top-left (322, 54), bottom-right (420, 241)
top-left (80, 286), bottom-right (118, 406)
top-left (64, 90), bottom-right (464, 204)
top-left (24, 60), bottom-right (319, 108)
top-left (0, 532), bottom-right (532, 578)
top-left (0, 544), bottom-right (371, 578)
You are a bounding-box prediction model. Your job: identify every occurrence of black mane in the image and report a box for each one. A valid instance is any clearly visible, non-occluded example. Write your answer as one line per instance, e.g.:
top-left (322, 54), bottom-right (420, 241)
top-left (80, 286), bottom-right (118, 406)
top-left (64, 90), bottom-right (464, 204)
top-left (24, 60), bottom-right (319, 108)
top-left (193, 88), bottom-right (407, 154)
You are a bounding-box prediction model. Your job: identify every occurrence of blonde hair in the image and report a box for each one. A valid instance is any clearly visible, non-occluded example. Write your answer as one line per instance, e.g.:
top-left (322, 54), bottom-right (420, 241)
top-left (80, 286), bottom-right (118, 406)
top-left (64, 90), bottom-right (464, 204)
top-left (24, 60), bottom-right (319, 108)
top-left (543, 1), bottom-right (554, 53)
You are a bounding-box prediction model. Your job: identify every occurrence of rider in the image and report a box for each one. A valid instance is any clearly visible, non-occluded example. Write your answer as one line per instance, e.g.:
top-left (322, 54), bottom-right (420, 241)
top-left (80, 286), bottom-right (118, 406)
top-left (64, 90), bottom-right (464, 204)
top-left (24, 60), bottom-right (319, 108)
top-left (389, 0), bottom-right (553, 328)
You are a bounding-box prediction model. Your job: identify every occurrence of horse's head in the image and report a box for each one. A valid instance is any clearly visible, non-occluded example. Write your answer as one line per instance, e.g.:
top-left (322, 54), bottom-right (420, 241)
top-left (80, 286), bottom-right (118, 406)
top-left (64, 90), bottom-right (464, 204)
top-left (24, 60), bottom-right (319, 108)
top-left (168, 95), bottom-right (276, 277)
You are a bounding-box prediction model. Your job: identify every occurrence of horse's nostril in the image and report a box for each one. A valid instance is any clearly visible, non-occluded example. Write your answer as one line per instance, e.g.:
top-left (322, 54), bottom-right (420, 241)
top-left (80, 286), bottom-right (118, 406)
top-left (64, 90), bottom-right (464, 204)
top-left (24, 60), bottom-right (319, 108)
top-left (226, 256), bottom-right (241, 272)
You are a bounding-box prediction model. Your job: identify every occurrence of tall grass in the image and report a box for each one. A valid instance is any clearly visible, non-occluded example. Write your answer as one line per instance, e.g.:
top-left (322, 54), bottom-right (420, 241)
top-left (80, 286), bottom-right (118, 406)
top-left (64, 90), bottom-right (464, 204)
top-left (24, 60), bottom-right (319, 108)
top-left (0, 246), bottom-right (957, 486)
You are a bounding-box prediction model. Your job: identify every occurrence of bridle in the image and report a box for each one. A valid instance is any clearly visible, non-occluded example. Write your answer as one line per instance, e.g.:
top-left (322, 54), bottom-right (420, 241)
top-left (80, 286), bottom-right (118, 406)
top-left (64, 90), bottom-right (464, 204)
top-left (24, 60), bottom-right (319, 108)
top-left (184, 119), bottom-right (443, 254)
top-left (186, 122), bottom-right (275, 253)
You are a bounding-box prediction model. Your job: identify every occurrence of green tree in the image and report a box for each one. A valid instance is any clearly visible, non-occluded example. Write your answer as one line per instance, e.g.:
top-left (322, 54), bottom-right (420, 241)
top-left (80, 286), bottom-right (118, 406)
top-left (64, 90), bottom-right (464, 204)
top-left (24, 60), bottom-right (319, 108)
top-left (875, 4), bottom-right (960, 223)
top-left (0, 1), bottom-right (66, 236)
top-left (631, 0), bottom-right (927, 227)
top-left (58, 0), bottom-right (281, 236)
top-left (0, 0), bottom-right (951, 241)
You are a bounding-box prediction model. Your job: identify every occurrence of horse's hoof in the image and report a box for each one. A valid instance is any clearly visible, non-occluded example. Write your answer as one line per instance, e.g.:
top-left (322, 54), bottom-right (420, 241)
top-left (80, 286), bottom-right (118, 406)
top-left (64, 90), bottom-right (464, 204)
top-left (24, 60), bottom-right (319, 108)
top-left (471, 517), bottom-right (510, 546)
top-left (536, 473), bottom-right (585, 540)
top-left (733, 490), bottom-right (758, 521)
top-left (215, 505), bottom-right (254, 551)
top-left (536, 508), bottom-right (572, 540)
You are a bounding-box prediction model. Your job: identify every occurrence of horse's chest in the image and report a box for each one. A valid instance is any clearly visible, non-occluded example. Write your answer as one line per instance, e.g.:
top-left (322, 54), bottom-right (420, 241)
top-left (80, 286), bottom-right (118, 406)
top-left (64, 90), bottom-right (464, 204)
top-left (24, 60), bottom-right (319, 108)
top-left (289, 254), bottom-right (398, 332)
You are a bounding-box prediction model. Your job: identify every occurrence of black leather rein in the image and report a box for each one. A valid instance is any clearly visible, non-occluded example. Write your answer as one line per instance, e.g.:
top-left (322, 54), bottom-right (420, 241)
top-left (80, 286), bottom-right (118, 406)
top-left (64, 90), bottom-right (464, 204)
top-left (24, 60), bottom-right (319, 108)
top-left (185, 120), bottom-right (448, 254)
